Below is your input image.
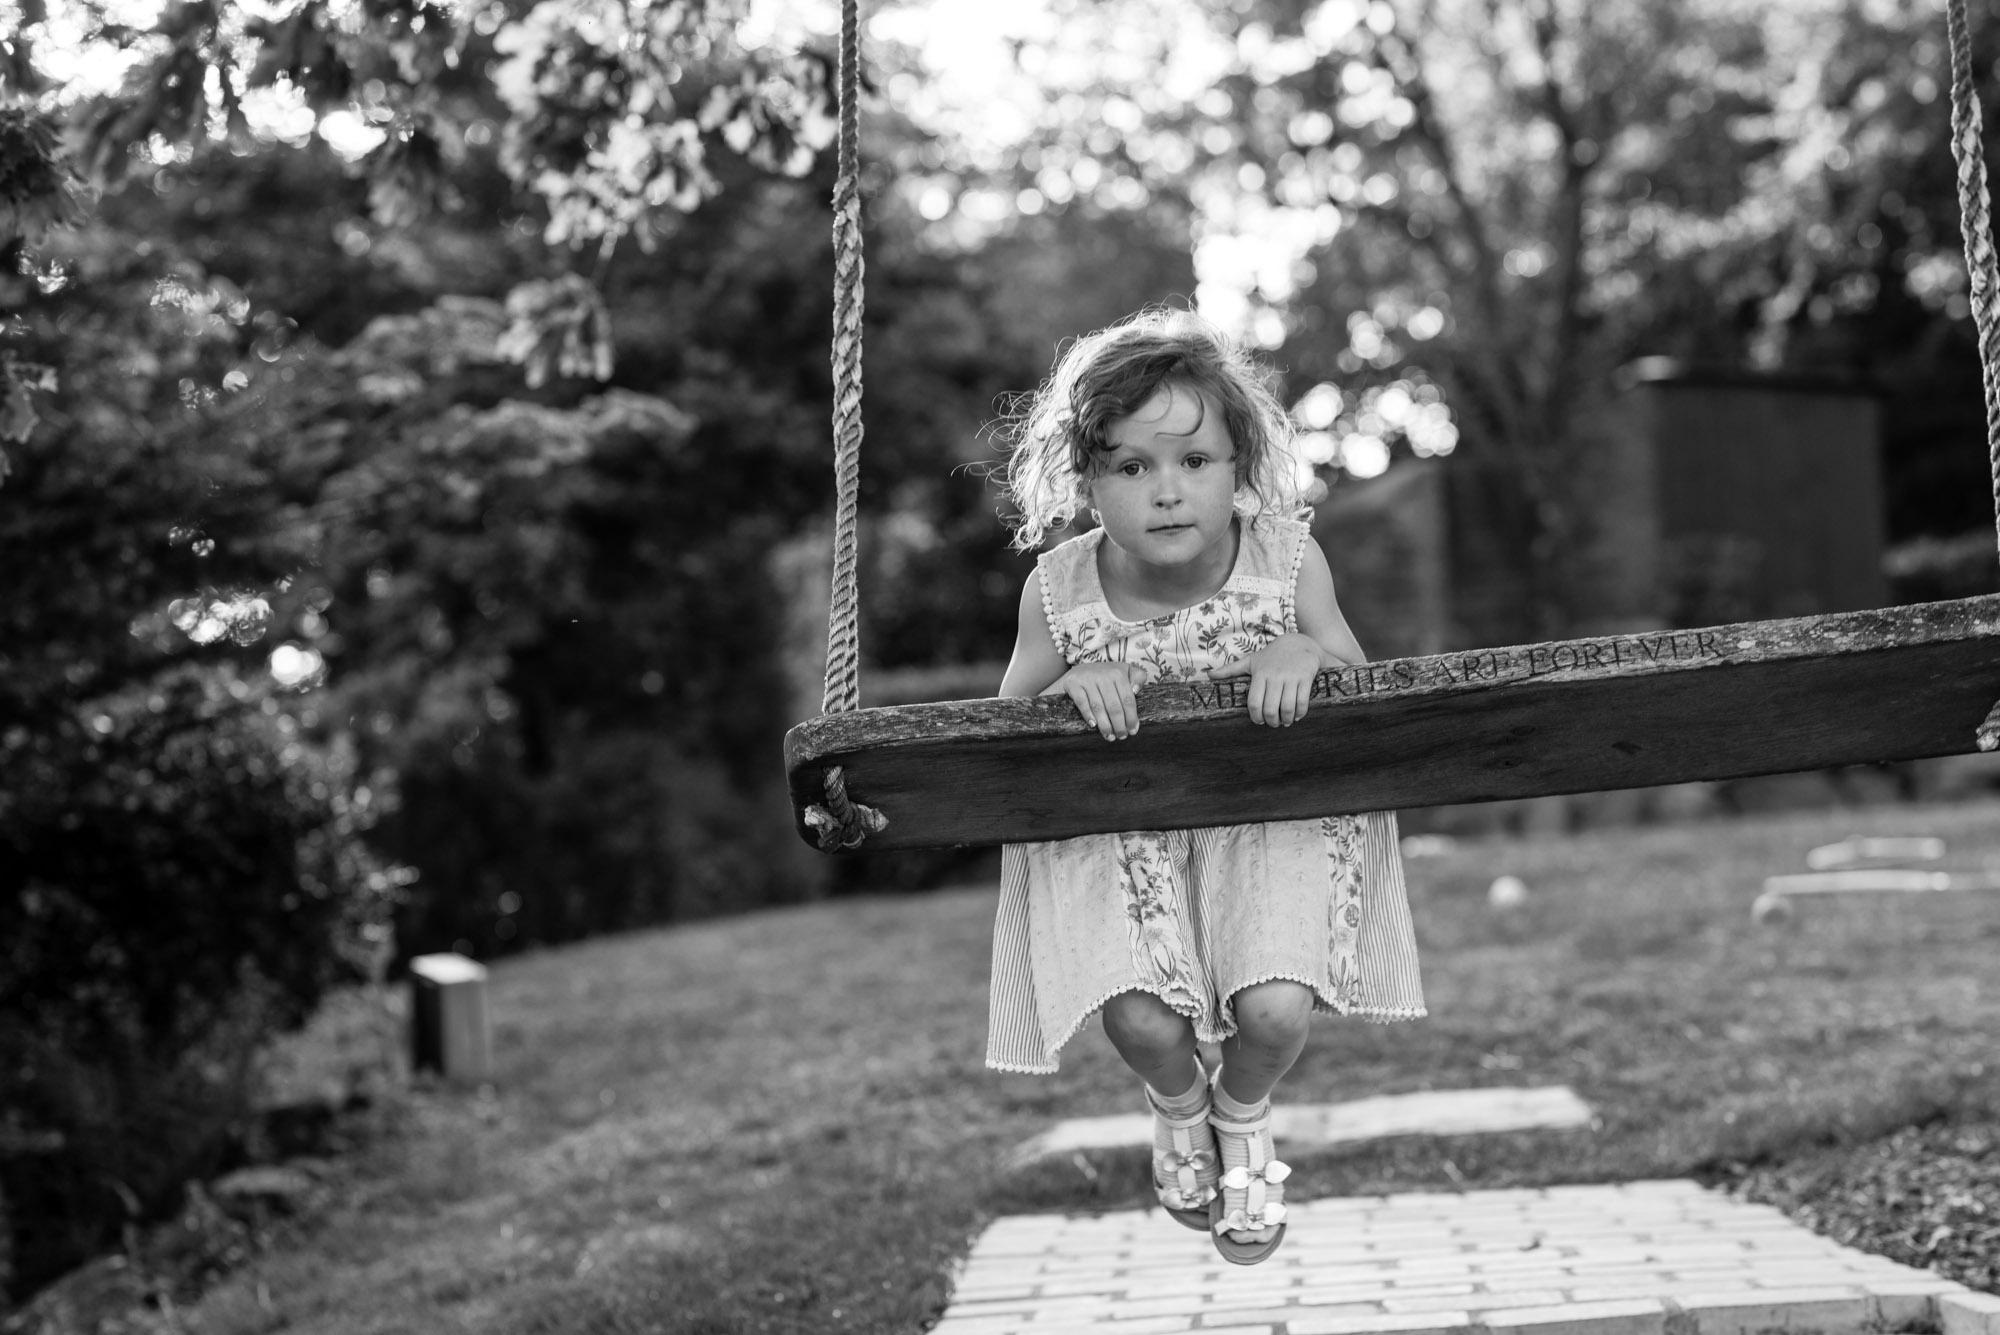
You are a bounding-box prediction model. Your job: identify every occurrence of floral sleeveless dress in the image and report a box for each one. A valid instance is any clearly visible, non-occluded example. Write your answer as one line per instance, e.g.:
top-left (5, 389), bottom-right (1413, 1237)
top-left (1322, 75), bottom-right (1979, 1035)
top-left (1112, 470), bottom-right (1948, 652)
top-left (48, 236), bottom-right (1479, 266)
top-left (986, 515), bottom-right (1427, 1074)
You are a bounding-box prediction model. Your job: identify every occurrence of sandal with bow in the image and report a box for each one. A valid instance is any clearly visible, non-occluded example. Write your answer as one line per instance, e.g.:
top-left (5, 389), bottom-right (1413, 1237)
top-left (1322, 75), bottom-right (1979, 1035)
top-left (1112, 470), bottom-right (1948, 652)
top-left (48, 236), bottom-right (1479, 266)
top-left (1206, 1100), bottom-right (1291, 1265)
top-left (1146, 1080), bottom-right (1220, 1232)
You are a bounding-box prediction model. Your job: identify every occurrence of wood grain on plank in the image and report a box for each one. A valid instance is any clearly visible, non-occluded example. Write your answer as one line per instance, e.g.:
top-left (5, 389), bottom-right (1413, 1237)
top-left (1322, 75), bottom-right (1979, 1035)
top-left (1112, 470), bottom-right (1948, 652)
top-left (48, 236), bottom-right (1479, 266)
top-left (785, 595), bottom-right (2000, 850)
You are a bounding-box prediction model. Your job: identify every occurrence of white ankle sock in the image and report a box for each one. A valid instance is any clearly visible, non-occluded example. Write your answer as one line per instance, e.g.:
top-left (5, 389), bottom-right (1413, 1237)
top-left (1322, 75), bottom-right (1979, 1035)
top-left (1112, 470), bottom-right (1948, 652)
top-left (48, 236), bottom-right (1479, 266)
top-left (1211, 1080), bottom-right (1264, 1122)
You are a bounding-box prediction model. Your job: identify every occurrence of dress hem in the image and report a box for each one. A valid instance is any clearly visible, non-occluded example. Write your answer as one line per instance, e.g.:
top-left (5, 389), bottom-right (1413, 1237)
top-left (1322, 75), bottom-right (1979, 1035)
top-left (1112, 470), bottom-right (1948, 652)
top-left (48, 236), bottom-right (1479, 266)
top-left (1351, 1005), bottom-right (1428, 1022)
top-left (988, 975), bottom-right (1426, 1075)
top-left (1217, 969), bottom-right (1426, 1034)
top-left (987, 1056), bottom-right (1061, 1075)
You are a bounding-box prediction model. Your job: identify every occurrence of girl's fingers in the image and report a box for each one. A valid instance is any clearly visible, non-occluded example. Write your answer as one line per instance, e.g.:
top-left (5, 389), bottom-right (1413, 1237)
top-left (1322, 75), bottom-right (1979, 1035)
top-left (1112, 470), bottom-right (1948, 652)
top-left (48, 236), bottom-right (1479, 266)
top-left (1065, 681), bottom-right (1106, 739)
top-left (1245, 675), bottom-right (1315, 726)
top-left (1095, 683), bottom-right (1124, 740)
top-left (1069, 676), bottom-right (1137, 740)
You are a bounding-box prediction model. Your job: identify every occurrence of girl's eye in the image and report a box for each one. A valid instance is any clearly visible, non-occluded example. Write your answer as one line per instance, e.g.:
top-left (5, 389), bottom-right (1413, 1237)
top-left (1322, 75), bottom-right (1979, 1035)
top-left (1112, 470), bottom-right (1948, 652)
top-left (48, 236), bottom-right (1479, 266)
top-left (1119, 461), bottom-right (1144, 476)
top-left (1184, 455), bottom-right (1208, 470)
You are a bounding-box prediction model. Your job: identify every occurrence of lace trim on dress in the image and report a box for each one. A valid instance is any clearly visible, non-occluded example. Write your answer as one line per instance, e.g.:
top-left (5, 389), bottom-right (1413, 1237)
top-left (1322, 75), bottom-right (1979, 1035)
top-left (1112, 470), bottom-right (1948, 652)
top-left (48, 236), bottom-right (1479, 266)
top-left (1035, 555), bottom-right (1064, 660)
top-left (1209, 969), bottom-right (1397, 1040)
top-left (986, 1056), bottom-right (1060, 1074)
top-left (1353, 1004), bottom-right (1429, 1021)
top-left (1281, 518), bottom-right (1309, 634)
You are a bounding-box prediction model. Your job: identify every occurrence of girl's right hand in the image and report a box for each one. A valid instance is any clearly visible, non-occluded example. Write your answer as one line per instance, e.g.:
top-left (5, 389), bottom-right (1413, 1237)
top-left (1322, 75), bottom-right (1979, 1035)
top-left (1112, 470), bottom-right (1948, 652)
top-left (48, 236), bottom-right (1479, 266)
top-left (1043, 661), bottom-right (1152, 741)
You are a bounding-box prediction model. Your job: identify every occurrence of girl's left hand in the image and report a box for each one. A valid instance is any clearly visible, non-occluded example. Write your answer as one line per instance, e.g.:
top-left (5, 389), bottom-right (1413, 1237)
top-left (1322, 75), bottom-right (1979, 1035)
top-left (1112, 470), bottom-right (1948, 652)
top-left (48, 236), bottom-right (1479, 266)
top-left (1208, 633), bottom-right (1326, 728)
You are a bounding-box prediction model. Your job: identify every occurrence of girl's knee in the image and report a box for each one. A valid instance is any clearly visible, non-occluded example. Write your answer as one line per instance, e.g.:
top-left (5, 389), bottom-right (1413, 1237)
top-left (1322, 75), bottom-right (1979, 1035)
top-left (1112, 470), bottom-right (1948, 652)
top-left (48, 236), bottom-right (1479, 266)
top-left (1230, 980), bottom-right (1315, 1049)
top-left (1101, 990), bottom-right (1194, 1054)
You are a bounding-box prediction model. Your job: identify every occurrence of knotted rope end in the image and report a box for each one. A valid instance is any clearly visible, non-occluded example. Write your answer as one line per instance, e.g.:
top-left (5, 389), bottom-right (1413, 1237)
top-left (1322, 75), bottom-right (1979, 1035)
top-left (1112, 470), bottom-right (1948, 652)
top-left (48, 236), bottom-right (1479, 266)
top-left (1976, 700), bottom-right (2000, 752)
top-left (803, 764), bottom-right (887, 851)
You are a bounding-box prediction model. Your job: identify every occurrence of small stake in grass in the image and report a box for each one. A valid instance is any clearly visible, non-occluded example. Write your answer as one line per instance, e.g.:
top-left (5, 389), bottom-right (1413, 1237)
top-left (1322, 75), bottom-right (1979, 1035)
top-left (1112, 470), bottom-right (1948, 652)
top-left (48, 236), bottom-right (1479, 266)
top-left (410, 952), bottom-right (493, 1081)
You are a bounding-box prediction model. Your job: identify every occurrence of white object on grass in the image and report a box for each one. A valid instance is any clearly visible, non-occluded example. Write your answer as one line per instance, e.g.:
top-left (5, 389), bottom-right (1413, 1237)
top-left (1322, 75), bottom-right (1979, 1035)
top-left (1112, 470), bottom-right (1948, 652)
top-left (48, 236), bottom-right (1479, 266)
top-left (1804, 835), bottom-right (1946, 870)
top-left (1487, 874), bottom-right (1529, 909)
top-left (1006, 1085), bottom-right (1596, 1165)
top-left (1766, 869), bottom-right (1957, 895)
top-left (1752, 867), bottom-right (2000, 925)
top-left (1750, 892), bottom-right (1793, 927)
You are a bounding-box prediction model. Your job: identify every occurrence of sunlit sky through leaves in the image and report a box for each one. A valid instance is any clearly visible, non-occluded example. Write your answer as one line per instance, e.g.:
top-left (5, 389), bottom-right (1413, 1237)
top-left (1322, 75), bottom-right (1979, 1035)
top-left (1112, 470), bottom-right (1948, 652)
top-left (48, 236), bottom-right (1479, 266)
top-left (24, 0), bottom-right (393, 155)
top-left (745, 0), bottom-right (1303, 337)
top-left (741, 0), bottom-right (1415, 478)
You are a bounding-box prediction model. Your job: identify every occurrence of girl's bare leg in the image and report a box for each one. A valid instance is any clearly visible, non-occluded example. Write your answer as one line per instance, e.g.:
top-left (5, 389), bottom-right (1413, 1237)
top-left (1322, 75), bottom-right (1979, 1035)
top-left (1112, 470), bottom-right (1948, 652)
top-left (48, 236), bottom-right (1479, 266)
top-left (1216, 980), bottom-right (1314, 1105)
top-left (1101, 990), bottom-right (1202, 1097)
top-left (1212, 980), bottom-right (1315, 1244)
top-left (1105, 989), bottom-right (1221, 1227)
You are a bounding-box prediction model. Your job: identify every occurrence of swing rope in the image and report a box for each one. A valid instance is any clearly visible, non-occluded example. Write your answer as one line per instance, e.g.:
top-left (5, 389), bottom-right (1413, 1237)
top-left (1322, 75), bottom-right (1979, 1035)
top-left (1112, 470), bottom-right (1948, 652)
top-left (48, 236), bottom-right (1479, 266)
top-left (803, 0), bottom-right (888, 849)
top-left (1947, 0), bottom-right (2000, 563)
top-left (1945, 0), bottom-right (2000, 750)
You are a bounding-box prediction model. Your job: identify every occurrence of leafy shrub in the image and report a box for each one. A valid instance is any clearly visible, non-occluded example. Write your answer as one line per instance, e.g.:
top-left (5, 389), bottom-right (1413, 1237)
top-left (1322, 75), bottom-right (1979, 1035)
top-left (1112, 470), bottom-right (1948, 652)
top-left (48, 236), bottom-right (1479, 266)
top-left (0, 665), bottom-right (395, 1299)
top-left (193, 301), bottom-right (831, 954)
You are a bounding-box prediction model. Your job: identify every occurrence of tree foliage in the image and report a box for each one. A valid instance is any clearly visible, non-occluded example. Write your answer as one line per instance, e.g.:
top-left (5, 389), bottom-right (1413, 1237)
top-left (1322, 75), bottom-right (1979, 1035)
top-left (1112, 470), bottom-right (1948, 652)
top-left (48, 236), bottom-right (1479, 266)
top-left (0, 1), bottom-right (862, 1297)
top-left (0, 181), bottom-right (401, 1290)
top-left (917, 0), bottom-right (2000, 631)
top-left (0, 0), bottom-right (836, 451)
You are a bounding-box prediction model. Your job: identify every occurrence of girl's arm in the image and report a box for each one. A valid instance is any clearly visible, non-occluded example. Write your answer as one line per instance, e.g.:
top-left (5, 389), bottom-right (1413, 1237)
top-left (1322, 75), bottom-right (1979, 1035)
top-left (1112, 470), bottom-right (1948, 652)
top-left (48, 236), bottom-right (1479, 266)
top-left (999, 569), bottom-right (1147, 740)
top-left (1293, 538), bottom-right (1367, 667)
top-left (998, 570), bottom-right (1068, 697)
top-left (1210, 536), bottom-right (1364, 728)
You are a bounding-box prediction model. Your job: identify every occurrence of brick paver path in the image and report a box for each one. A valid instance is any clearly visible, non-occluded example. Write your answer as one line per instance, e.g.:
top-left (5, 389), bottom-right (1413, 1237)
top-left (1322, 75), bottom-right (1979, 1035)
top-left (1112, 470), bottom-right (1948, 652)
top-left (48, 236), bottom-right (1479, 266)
top-left (1010, 1088), bottom-right (1595, 1166)
top-left (937, 1179), bottom-right (2000, 1335)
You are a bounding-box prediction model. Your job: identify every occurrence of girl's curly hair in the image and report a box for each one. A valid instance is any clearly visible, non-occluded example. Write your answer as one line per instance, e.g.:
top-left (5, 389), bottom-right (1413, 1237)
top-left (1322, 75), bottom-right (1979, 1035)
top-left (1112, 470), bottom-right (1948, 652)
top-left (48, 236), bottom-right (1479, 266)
top-left (991, 307), bottom-right (1303, 550)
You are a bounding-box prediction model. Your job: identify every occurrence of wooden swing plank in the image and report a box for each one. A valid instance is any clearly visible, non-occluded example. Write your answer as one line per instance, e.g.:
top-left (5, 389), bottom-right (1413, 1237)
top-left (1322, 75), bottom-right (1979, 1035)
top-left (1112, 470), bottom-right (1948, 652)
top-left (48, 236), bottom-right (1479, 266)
top-left (785, 595), bottom-right (2000, 851)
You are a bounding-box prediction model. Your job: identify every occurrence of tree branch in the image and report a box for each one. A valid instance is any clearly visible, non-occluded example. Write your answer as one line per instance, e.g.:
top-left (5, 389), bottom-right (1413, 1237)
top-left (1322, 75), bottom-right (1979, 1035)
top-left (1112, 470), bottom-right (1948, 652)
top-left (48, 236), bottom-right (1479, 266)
top-left (1378, 29), bottom-right (1514, 385)
top-left (1529, 0), bottom-right (1592, 436)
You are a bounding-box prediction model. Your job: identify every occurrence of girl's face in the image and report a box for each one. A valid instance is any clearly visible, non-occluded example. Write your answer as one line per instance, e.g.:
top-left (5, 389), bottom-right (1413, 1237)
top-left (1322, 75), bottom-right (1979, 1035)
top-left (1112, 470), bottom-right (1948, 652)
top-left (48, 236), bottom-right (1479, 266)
top-left (1088, 382), bottom-right (1238, 572)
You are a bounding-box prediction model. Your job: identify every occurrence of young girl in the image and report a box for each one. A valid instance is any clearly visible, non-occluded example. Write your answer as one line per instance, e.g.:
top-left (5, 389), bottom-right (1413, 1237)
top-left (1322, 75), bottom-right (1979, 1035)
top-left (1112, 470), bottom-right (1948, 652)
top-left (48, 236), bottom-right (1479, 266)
top-left (987, 308), bottom-right (1426, 1266)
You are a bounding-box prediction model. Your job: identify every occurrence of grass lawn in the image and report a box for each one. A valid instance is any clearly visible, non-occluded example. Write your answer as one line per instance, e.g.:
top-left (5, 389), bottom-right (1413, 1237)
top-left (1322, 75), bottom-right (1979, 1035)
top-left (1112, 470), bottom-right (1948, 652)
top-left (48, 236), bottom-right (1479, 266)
top-left (133, 799), bottom-right (2000, 1334)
